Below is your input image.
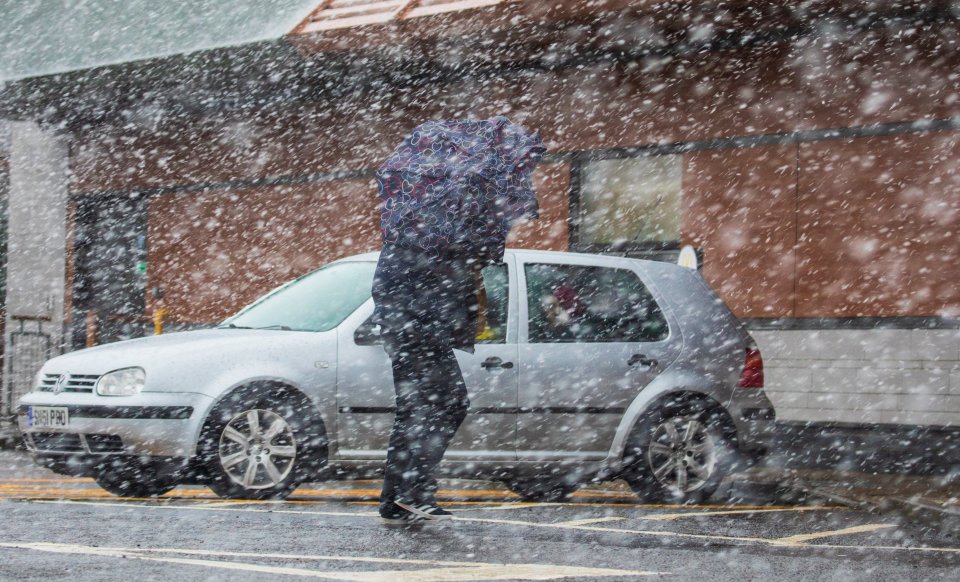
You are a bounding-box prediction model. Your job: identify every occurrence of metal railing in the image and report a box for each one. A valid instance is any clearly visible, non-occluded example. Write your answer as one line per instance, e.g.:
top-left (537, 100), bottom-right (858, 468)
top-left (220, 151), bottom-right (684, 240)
top-left (2, 316), bottom-right (53, 418)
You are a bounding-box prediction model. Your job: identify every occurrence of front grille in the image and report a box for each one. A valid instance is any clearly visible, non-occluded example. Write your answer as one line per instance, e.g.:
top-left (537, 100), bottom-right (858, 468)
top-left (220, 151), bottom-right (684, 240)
top-left (29, 432), bottom-right (85, 453)
top-left (38, 373), bottom-right (100, 393)
top-left (85, 434), bottom-right (125, 453)
top-left (26, 432), bottom-right (125, 454)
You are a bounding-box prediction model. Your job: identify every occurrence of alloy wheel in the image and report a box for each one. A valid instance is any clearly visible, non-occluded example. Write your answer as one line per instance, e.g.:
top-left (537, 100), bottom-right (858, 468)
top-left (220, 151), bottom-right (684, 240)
top-left (646, 416), bottom-right (716, 494)
top-left (218, 409), bottom-right (297, 490)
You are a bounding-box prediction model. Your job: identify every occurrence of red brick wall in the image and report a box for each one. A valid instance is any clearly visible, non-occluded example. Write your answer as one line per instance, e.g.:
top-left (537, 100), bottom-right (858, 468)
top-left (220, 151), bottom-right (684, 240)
top-left (682, 130), bottom-right (960, 320)
top-left (683, 144), bottom-right (799, 318)
top-left (796, 132), bottom-right (960, 318)
top-left (147, 179), bottom-right (380, 323)
top-left (507, 162), bottom-right (571, 252)
top-left (796, 23), bottom-right (960, 130)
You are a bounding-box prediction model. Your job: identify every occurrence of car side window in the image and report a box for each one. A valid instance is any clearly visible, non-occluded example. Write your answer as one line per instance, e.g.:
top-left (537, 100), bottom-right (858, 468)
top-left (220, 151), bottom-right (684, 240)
top-left (524, 263), bottom-right (668, 343)
top-left (475, 263), bottom-right (509, 344)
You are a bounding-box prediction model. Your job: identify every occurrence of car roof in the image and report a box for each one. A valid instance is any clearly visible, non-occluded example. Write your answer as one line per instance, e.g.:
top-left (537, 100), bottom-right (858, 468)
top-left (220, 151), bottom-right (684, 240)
top-left (332, 248), bottom-right (686, 274)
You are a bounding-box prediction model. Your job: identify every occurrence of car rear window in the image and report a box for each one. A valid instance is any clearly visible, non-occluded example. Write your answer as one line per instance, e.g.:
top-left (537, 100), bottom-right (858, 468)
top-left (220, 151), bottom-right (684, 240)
top-left (525, 263), bottom-right (669, 343)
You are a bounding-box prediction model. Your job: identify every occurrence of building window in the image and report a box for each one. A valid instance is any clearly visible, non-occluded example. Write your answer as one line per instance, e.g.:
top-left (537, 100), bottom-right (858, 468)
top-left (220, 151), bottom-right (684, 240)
top-left (578, 155), bottom-right (682, 247)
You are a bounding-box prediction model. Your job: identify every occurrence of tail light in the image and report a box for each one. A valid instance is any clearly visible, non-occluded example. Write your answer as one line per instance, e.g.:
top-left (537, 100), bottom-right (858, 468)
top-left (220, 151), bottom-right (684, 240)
top-left (737, 345), bottom-right (764, 388)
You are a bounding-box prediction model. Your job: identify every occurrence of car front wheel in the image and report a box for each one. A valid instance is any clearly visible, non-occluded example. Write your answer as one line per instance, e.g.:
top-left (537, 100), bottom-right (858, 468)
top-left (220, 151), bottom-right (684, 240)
top-left (622, 406), bottom-right (733, 504)
top-left (200, 391), bottom-right (324, 500)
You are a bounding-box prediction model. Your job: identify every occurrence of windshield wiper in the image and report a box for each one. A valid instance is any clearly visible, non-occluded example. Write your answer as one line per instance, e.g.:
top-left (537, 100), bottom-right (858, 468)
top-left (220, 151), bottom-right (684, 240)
top-left (217, 323), bottom-right (295, 331)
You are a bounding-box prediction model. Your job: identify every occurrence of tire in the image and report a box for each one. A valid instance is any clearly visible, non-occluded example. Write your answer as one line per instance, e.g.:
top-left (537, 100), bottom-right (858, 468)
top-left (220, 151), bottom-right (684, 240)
top-left (199, 389), bottom-right (325, 500)
top-left (94, 459), bottom-right (179, 498)
top-left (621, 404), bottom-right (734, 504)
top-left (506, 477), bottom-right (579, 502)
top-left (36, 455), bottom-right (95, 478)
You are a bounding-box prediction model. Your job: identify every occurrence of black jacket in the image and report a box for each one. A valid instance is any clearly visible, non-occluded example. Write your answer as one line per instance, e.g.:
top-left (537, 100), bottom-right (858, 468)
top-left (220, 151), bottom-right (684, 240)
top-left (371, 244), bottom-right (481, 353)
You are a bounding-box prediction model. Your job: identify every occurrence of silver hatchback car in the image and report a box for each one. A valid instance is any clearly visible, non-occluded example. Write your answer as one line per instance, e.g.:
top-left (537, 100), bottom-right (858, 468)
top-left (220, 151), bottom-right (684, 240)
top-left (18, 250), bottom-right (775, 503)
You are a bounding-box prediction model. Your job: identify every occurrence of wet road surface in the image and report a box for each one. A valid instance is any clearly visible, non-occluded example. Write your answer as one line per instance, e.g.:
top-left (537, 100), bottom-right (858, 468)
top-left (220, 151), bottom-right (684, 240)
top-left (1, 453), bottom-right (957, 581)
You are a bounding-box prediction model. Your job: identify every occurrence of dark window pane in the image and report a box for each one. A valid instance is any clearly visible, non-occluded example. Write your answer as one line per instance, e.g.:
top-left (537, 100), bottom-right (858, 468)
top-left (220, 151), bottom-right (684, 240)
top-left (525, 263), bottom-right (668, 343)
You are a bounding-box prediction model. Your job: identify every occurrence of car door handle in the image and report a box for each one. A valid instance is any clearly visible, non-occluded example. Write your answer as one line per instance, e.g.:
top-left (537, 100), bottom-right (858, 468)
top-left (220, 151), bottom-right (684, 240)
top-left (628, 354), bottom-right (658, 367)
top-left (481, 357), bottom-right (514, 370)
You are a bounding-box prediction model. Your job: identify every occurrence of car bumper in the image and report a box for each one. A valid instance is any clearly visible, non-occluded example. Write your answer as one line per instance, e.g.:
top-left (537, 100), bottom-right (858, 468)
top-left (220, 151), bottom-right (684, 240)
top-left (17, 391), bottom-right (214, 458)
top-left (727, 388), bottom-right (777, 455)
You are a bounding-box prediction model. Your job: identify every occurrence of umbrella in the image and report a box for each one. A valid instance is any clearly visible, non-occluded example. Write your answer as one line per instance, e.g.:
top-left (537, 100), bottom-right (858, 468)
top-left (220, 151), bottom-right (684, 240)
top-left (376, 116), bottom-right (546, 264)
top-left (372, 116), bottom-right (546, 352)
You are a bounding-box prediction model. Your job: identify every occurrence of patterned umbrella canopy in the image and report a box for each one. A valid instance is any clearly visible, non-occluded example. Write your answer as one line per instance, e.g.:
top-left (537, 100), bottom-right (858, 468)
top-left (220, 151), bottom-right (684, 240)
top-left (377, 116), bottom-right (546, 260)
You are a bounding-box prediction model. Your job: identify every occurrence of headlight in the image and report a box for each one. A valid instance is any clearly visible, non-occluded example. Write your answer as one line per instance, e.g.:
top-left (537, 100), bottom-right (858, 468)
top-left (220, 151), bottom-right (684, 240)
top-left (96, 367), bottom-right (145, 396)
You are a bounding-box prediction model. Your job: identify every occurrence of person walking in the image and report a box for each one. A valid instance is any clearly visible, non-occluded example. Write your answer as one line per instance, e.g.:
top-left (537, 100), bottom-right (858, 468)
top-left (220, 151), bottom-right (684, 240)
top-left (372, 117), bottom-right (545, 524)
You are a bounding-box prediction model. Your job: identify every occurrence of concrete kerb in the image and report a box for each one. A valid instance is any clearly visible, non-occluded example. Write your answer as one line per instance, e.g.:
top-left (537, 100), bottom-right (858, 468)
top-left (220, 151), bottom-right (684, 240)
top-left (875, 496), bottom-right (960, 535)
top-left (805, 484), bottom-right (960, 536)
top-left (736, 467), bottom-right (960, 535)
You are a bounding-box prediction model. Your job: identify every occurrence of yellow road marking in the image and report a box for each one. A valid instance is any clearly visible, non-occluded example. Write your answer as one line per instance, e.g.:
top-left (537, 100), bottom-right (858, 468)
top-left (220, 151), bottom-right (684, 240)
top-left (194, 501), bottom-right (266, 508)
top-left (457, 516), bottom-right (960, 554)
top-left (0, 482), bottom-right (845, 511)
top-left (640, 507), bottom-right (843, 521)
top-left (2, 479), bottom-right (841, 509)
top-left (31, 499), bottom-right (372, 518)
top-left (793, 542), bottom-right (960, 554)
top-left (552, 517), bottom-right (625, 527)
top-left (0, 477), bottom-right (96, 487)
top-left (0, 486), bottom-right (220, 500)
top-left (0, 485), bottom-right (618, 501)
top-left (447, 503), bottom-right (558, 513)
top-left (26, 499), bottom-right (767, 546)
top-left (458, 515), bottom-right (773, 544)
top-left (0, 492), bottom-right (219, 502)
top-left (1, 491), bottom-right (844, 514)
top-left (773, 524), bottom-right (898, 545)
top-left (299, 487), bottom-right (636, 500)
top-left (0, 478), bottom-right (851, 511)
top-left (14, 499), bottom-right (960, 555)
top-left (0, 542), bottom-right (663, 580)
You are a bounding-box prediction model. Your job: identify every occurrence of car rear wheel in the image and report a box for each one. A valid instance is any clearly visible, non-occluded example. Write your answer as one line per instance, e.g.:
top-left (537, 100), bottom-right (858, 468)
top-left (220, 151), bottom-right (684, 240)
top-left (94, 459), bottom-right (179, 498)
top-left (200, 390), bottom-right (324, 500)
top-left (622, 405), bottom-right (733, 504)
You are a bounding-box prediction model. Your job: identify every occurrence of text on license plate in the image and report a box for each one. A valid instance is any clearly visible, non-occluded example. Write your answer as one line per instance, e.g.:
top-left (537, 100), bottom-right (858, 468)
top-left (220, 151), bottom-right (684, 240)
top-left (28, 406), bottom-right (69, 428)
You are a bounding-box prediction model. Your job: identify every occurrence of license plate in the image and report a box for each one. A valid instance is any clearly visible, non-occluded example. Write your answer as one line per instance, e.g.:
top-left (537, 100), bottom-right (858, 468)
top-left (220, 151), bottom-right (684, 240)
top-left (28, 406), bottom-right (69, 429)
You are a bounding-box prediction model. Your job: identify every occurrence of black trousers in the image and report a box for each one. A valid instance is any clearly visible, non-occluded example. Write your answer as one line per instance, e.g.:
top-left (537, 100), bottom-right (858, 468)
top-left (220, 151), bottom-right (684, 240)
top-left (380, 334), bottom-right (469, 510)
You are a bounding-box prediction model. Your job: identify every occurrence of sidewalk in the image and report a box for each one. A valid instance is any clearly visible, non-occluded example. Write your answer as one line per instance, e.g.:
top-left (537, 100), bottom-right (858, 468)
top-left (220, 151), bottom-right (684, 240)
top-left (734, 466), bottom-right (960, 536)
top-left (752, 421), bottom-right (960, 534)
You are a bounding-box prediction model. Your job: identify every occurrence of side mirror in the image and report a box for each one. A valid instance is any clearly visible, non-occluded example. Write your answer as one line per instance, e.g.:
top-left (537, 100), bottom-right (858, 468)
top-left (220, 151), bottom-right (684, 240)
top-left (354, 321), bottom-right (382, 346)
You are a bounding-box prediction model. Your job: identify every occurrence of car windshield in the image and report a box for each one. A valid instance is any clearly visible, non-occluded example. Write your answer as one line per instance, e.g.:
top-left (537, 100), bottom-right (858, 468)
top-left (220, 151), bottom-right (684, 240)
top-left (221, 261), bottom-right (376, 332)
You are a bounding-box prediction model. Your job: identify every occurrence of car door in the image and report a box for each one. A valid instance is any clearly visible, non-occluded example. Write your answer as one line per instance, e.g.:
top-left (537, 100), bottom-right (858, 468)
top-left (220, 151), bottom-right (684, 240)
top-left (515, 253), bottom-right (682, 460)
top-left (335, 260), bottom-right (518, 461)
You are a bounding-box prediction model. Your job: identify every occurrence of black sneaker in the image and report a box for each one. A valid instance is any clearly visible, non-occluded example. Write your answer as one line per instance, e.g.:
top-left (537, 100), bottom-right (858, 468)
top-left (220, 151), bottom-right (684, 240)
top-left (379, 503), bottom-right (425, 525)
top-left (394, 499), bottom-right (454, 521)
